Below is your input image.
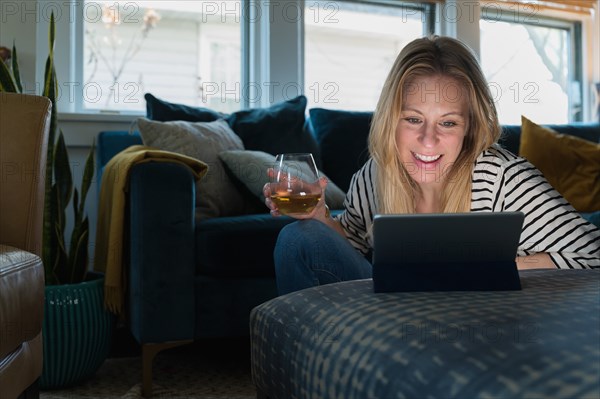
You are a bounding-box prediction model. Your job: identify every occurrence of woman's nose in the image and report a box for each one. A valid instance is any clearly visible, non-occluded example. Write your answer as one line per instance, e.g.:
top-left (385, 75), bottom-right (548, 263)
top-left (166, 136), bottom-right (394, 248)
top-left (418, 123), bottom-right (439, 147)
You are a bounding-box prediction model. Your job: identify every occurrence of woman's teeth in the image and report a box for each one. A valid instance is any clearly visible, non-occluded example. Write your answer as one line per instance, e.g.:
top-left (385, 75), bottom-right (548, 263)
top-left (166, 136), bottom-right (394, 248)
top-left (413, 152), bottom-right (441, 162)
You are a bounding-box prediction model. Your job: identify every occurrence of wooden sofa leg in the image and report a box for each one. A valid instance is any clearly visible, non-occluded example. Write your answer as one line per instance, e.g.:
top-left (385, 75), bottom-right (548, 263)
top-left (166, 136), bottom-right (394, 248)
top-left (141, 340), bottom-right (193, 398)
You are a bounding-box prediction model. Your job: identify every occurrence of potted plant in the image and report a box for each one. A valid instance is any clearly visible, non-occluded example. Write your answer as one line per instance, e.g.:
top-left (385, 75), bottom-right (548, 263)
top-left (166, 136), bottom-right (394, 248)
top-left (0, 13), bottom-right (114, 389)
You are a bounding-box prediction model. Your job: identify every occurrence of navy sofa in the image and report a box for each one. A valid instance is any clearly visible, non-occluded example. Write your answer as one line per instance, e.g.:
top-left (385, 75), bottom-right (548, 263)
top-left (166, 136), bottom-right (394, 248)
top-left (96, 106), bottom-right (599, 392)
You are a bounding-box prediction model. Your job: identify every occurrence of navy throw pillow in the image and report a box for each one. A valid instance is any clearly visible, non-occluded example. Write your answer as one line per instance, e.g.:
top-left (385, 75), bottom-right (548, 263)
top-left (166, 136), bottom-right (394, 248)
top-left (145, 93), bottom-right (224, 122)
top-left (227, 95), bottom-right (318, 158)
top-left (309, 108), bottom-right (372, 192)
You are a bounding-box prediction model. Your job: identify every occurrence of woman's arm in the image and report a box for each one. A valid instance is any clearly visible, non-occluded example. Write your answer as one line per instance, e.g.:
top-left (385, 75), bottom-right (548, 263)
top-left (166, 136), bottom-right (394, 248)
top-left (316, 205), bottom-right (347, 237)
top-left (499, 153), bottom-right (600, 268)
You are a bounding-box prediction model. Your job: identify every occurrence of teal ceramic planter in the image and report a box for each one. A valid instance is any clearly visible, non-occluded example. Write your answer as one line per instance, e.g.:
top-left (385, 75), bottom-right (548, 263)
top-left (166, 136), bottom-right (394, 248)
top-left (40, 276), bottom-right (114, 389)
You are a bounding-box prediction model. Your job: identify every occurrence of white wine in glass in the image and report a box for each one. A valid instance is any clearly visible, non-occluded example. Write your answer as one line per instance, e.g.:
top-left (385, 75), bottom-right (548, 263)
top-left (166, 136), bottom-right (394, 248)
top-left (270, 153), bottom-right (322, 216)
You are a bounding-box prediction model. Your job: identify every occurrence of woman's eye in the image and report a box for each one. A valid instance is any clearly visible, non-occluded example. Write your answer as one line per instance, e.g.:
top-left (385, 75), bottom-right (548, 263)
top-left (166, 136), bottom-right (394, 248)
top-left (441, 121), bottom-right (457, 127)
top-left (405, 117), bottom-right (421, 124)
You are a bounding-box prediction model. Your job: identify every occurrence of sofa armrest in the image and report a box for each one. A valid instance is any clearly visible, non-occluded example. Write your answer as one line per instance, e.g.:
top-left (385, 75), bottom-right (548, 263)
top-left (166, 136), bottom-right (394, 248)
top-left (127, 162), bottom-right (196, 343)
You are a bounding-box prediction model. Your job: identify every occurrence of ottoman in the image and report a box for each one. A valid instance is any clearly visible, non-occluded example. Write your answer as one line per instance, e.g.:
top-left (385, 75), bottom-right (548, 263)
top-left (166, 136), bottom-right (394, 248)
top-left (250, 269), bottom-right (600, 399)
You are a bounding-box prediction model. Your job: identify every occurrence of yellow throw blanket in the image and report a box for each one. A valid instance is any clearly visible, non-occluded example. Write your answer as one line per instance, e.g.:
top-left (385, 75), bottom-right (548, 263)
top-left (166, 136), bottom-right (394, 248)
top-left (93, 145), bottom-right (208, 315)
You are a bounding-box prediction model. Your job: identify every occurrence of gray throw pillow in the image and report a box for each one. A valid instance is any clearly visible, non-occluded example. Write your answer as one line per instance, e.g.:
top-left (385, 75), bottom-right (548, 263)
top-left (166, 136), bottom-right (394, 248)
top-left (219, 150), bottom-right (347, 210)
top-left (137, 118), bottom-right (246, 218)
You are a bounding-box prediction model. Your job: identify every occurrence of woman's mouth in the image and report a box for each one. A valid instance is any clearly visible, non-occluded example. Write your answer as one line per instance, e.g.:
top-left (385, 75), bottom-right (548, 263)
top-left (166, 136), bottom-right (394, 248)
top-left (412, 151), bottom-right (442, 164)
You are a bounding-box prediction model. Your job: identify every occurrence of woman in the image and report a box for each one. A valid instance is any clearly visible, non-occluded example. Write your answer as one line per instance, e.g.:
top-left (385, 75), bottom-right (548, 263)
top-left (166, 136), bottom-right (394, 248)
top-left (264, 35), bottom-right (600, 295)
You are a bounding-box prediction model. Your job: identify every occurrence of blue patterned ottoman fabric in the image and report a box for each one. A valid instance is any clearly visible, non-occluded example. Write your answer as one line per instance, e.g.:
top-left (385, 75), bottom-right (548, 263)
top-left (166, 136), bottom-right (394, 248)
top-left (250, 270), bottom-right (600, 399)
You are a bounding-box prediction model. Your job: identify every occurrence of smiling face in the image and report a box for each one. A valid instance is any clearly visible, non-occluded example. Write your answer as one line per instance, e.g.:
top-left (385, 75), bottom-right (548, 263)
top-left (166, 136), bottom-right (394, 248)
top-left (395, 75), bottom-right (469, 190)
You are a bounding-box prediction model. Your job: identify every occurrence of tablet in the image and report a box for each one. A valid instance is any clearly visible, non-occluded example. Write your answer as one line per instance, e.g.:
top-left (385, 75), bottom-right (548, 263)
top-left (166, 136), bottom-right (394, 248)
top-left (372, 212), bottom-right (525, 292)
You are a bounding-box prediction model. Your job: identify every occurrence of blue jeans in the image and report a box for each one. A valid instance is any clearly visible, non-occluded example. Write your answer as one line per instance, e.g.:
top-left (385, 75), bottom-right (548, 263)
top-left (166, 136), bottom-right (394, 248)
top-left (274, 220), bottom-right (372, 295)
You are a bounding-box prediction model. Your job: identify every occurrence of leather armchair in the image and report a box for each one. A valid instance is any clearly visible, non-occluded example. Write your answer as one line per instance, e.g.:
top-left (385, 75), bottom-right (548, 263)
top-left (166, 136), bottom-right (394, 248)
top-left (0, 93), bottom-right (50, 399)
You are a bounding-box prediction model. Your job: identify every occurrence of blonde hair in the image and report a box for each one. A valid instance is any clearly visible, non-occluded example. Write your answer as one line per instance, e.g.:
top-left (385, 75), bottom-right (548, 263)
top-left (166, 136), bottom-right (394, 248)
top-left (368, 35), bottom-right (501, 214)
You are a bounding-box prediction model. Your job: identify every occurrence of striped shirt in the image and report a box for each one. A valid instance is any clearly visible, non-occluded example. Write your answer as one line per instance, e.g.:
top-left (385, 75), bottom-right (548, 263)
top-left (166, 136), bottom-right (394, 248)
top-left (337, 146), bottom-right (600, 268)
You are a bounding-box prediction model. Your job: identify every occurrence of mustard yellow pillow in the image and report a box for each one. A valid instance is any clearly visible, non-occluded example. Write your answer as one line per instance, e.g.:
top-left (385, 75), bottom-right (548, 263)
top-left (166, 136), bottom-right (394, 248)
top-left (519, 116), bottom-right (600, 212)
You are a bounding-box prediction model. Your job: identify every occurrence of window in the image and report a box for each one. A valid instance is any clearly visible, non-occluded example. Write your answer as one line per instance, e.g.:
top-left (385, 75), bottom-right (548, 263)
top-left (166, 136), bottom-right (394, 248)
top-left (304, 1), bottom-right (434, 111)
top-left (40, 0), bottom-right (592, 118)
top-left (480, 13), bottom-right (581, 124)
top-left (83, 0), bottom-right (242, 113)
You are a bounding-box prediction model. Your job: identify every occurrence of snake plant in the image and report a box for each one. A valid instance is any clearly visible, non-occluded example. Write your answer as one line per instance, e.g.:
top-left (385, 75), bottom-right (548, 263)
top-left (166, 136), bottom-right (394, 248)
top-left (0, 12), bottom-right (94, 285)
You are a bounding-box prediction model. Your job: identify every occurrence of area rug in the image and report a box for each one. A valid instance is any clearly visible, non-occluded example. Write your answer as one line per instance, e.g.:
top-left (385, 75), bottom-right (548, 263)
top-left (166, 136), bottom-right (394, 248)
top-left (40, 338), bottom-right (256, 399)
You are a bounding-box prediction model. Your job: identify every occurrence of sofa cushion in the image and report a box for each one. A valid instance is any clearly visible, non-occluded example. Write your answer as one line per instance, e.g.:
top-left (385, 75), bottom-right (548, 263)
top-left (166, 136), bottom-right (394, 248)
top-left (145, 94), bottom-right (320, 165)
top-left (519, 116), bottom-right (600, 213)
top-left (145, 93), bottom-right (224, 122)
top-left (195, 213), bottom-right (297, 278)
top-left (219, 150), bottom-right (347, 210)
top-left (227, 95), bottom-right (319, 157)
top-left (308, 108), bottom-right (372, 191)
top-left (137, 118), bottom-right (248, 218)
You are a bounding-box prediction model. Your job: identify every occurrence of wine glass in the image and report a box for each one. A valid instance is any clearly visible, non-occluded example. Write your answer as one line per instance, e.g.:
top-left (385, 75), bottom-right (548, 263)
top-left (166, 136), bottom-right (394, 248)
top-left (269, 153), bottom-right (322, 216)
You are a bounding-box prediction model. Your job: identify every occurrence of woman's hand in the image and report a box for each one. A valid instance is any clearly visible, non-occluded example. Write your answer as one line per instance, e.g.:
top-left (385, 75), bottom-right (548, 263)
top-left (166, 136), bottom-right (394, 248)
top-left (516, 253), bottom-right (555, 270)
top-left (263, 168), bottom-right (330, 221)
